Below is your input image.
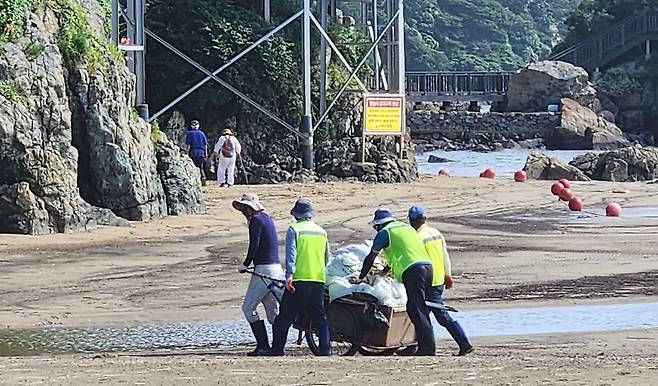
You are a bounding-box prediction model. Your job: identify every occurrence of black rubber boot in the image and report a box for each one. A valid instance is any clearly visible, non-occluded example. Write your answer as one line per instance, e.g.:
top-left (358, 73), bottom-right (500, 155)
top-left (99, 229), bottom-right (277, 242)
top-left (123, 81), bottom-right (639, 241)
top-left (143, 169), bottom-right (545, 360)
top-left (266, 320), bottom-right (287, 356)
top-left (247, 320), bottom-right (270, 357)
top-left (446, 320), bottom-right (474, 356)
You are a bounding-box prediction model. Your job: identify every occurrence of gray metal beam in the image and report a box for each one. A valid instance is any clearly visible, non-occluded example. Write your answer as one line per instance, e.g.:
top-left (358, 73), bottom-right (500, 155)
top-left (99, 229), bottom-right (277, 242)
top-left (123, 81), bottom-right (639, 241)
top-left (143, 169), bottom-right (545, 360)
top-left (263, 0), bottom-right (271, 22)
top-left (319, 0), bottom-right (328, 115)
top-left (145, 29), bottom-right (305, 139)
top-left (314, 9), bottom-right (400, 132)
top-left (134, 0), bottom-right (145, 107)
top-left (150, 10), bottom-right (303, 121)
top-left (301, 0), bottom-right (313, 169)
top-left (110, 0), bottom-right (119, 44)
top-left (310, 14), bottom-right (368, 93)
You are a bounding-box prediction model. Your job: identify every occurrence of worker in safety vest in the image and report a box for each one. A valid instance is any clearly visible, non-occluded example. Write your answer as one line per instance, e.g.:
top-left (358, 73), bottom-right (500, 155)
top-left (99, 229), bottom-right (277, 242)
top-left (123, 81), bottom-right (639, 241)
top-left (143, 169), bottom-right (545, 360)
top-left (268, 197), bottom-right (331, 356)
top-left (408, 205), bottom-right (474, 356)
top-left (352, 208), bottom-right (436, 356)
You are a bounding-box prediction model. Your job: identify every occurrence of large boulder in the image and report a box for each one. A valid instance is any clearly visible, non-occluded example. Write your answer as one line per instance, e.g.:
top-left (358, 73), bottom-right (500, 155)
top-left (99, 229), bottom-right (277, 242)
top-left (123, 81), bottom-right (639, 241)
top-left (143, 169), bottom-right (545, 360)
top-left (0, 1), bottom-right (203, 234)
top-left (155, 133), bottom-right (206, 215)
top-left (570, 146), bottom-right (658, 182)
top-left (547, 98), bottom-right (630, 150)
top-left (523, 152), bottom-right (590, 181)
top-left (504, 61), bottom-right (599, 113)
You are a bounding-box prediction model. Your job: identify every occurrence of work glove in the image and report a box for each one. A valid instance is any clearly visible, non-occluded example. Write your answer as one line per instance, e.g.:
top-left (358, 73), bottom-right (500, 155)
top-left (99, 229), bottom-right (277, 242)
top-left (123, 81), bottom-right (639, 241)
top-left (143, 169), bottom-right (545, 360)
top-left (238, 263), bottom-right (248, 273)
top-left (286, 277), bottom-right (296, 293)
top-left (444, 275), bottom-right (454, 290)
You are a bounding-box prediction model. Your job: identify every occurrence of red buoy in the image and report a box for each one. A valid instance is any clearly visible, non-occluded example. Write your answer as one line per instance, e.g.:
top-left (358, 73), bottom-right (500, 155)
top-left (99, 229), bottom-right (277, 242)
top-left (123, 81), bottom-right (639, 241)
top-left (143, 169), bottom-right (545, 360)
top-left (514, 170), bottom-right (527, 182)
top-left (438, 168), bottom-right (451, 177)
top-left (558, 178), bottom-right (571, 189)
top-left (606, 202), bottom-right (622, 217)
top-left (558, 188), bottom-right (573, 201)
top-left (551, 182), bottom-right (565, 196)
top-left (568, 197), bottom-right (583, 211)
top-left (482, 168), bottom-right (496, 179)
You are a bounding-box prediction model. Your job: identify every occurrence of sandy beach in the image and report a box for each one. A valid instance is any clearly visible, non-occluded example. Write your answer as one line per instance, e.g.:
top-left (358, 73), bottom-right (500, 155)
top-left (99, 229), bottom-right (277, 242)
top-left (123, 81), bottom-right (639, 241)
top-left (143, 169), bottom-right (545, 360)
top-left (1, 177), bottom-right (657, 384)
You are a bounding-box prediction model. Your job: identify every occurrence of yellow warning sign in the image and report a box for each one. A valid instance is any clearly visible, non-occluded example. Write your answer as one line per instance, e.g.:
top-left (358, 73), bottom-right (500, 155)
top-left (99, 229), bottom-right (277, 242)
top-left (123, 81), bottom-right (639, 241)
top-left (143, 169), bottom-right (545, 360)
top-left (363, 95), bottom-right (404, 135)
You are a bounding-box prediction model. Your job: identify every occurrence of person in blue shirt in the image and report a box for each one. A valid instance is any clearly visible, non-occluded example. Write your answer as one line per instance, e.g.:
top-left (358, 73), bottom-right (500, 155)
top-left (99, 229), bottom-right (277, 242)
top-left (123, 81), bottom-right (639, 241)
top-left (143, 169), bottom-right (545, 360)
top-left (233, 193), bottom-right (283, 356)
top-left (185, 120), bottom-right (208, 186)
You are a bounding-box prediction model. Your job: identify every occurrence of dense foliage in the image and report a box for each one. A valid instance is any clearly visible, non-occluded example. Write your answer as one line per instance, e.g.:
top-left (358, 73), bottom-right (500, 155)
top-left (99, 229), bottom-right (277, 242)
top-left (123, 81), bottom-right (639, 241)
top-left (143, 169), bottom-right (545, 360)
top-left (403, 0), bottom-right (581, 71)
top-left (558, 0), bottom-right (658, 50)
top-left (145, 0), bottom-right (303, 131)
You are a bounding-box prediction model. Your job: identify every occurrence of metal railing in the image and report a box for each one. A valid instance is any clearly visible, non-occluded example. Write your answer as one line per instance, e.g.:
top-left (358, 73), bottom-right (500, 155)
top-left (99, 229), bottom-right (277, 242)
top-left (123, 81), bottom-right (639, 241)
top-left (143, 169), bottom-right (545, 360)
top-left (405, 71), bottom-right (512, 96)
top-left (550, 14), bottom-right (658, 70)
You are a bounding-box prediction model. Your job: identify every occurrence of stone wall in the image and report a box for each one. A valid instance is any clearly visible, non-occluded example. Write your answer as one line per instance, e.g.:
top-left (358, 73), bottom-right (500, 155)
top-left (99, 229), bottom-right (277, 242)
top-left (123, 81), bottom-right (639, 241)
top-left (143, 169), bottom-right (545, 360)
top-left (408, 110), bottom-right (561, 141)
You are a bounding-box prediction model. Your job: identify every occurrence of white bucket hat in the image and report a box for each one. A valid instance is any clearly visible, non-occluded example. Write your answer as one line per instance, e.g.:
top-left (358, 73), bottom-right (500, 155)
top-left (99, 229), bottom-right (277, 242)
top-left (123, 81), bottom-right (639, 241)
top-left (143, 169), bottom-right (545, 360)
top-left (232, 193), bottom-right (265, 212)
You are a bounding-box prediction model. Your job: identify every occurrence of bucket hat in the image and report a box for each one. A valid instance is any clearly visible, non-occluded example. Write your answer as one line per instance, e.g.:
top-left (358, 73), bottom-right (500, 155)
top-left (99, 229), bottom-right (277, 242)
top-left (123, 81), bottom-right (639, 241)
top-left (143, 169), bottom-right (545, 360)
top-left (232, 193), bottom-right (265, 212)
top-left (291, 197), bottom-right (316, 219)
top-left (369, 208), bottom-right (396, 225)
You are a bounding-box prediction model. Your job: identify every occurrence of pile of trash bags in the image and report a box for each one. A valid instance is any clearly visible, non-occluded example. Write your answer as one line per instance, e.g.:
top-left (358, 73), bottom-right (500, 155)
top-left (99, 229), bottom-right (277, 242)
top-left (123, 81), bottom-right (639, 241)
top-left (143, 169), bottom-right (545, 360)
top-left (325, 243), bottom-right (407, 308)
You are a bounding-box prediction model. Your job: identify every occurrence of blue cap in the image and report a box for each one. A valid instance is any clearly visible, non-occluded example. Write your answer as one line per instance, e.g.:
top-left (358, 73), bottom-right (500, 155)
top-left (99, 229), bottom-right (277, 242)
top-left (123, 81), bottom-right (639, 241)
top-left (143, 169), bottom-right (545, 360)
top-left (369, 208), bottom-right (396, 225)
top-left (408, 205), bottom-right (426, 220)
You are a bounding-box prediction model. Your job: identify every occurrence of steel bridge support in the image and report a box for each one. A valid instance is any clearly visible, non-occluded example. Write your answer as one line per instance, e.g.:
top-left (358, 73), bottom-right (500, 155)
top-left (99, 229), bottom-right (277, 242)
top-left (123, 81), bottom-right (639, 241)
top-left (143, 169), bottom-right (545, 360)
top-left (110, 0), bottom-right (406, 171)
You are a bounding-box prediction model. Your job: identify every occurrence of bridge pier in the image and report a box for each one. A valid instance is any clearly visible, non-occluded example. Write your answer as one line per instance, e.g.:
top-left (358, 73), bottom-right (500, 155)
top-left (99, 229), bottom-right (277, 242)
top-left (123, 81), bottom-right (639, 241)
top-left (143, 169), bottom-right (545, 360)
top-left (646, 40), bottom-right (652, 60)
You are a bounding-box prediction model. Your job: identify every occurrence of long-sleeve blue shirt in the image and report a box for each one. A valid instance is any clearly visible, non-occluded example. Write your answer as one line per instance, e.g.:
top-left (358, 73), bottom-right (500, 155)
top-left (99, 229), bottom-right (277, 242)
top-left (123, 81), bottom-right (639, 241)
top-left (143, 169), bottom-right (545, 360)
top-left (243, 212), bottom-right (280, 267)
top-left (285, 220), bottom-right (330, 280)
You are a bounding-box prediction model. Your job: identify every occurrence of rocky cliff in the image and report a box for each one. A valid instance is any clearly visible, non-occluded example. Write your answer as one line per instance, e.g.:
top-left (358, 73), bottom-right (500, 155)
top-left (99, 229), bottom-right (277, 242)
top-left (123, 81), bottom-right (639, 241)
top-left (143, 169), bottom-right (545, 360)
top-left (0, 0), bottom-right (204, 234)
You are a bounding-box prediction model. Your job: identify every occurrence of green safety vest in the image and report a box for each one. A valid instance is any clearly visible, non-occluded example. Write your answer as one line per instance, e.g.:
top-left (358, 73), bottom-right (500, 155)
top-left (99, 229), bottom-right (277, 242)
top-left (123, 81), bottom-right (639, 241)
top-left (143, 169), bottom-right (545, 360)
top-left (291, 220), bottom-right (327, 283)
top-left (382, 221), bottom-right (431, 282)
top-left (417, 225), bottom-right (446, 287)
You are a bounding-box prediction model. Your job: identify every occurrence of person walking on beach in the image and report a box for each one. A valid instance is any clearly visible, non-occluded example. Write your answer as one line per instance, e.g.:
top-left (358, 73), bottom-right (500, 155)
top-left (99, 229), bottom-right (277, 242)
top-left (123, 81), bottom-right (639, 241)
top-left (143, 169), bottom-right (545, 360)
top-left (351, 208), bottom-right (436, 356)
top-left (408, 205), bottom-right (474, 356)
top-left (213, 128), bottom-right (241, 187)
top-left (185, 120), bottom-right (208, 186)
top-left (268, 197), bottom-right (331, 356)
top-left (233, 193), bottom-right (284, 356)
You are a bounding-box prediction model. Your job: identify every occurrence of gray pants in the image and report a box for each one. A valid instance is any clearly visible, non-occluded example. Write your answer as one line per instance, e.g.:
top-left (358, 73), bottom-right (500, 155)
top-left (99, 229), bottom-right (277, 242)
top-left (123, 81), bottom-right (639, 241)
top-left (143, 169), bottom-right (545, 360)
top-left (242, 264), bottom-right (284, 324)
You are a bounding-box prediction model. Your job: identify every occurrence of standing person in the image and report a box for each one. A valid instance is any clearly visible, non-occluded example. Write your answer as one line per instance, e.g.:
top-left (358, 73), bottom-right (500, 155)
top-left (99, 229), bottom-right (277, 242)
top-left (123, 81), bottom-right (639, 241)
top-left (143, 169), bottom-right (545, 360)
top-left (408, 205), bottom-right (474, 356)
top-left (351, 208), bottom-right (436, 356)
top-left (268, 197), bottom-right (331, 356)
top-left (233, 193), bottom-right (284, 356)
top-left (213, 128), bottom-right (242, 187)
top-left (185, 120), bottom-right (208, 186)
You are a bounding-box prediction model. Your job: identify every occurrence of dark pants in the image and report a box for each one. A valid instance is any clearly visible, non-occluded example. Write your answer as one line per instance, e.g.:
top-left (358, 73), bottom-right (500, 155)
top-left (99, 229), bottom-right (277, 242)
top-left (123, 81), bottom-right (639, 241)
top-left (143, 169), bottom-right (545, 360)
top-left (427, 284), bottom-right (471, 351)
top-left (190, 155), bottom-right (206, 180)
top-left (426, 285), bottom-right (456, 327)
top-left (271, 281), bottom-right (328, 354)
top-left (402, 263), bottom-right (436, 356)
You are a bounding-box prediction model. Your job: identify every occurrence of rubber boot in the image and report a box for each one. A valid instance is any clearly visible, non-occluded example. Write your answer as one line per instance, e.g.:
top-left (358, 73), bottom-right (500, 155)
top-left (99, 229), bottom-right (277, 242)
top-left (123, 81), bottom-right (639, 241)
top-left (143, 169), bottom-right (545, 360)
top-left (317, 322), bottom-right (331, 356)
top-left (446, 320), bottom-right (474, 356)
top-left (247, 320), bottom-right (270, 356)
top-left (266, 321), bottom-right (287, 356)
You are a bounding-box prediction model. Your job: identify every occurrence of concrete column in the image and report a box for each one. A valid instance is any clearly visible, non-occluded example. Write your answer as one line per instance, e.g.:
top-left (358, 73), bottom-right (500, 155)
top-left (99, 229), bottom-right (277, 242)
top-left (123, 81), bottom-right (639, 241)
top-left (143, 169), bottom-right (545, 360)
top-left (646, 40), bottom-right (652, 60)
top-left (263, 0), bottom-right (271, 22)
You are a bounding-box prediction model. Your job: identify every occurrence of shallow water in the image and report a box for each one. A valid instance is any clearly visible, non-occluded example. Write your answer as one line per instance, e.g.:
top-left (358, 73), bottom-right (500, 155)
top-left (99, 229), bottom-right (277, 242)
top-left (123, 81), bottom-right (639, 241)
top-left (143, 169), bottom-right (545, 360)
top-left (1, 302), bottom-right (657, 357)
top-left (416, 149), bottom-right (596, 177)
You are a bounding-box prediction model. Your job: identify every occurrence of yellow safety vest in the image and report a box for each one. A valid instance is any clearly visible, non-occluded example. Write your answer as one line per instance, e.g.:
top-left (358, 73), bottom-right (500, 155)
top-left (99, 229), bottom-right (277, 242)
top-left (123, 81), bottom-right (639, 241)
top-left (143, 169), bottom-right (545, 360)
top-left (382, 221), bottom-right (431, 282)
top-left (417, 224), bottom-right (446, 287)
top-left (291, 220), bottom-right (327, 283)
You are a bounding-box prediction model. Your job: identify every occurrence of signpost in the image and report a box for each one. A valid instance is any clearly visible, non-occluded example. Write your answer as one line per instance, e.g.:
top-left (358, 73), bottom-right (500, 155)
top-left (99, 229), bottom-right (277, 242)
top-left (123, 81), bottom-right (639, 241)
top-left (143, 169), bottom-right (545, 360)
top-left (362, 94), bottom-right (405, 162)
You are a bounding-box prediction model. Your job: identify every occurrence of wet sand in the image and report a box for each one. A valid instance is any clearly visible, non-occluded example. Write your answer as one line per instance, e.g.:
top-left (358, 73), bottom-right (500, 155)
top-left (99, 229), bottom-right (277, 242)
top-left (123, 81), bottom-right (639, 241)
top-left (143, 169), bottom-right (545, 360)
top-left (1, 177), bottom-right (657, 384)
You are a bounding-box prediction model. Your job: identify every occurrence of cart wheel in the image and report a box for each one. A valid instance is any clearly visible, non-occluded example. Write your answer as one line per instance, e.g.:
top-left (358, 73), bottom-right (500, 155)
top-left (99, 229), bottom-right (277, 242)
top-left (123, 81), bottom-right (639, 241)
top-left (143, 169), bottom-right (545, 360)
top-left (306, 303), bottom-right (360, 356)
top-left (357, 346), bottom-right (398, 356)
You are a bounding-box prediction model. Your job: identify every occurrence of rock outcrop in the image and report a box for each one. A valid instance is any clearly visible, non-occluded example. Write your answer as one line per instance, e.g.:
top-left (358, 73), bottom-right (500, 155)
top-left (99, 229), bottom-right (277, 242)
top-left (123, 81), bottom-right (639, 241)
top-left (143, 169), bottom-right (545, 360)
top-left (503, 61), bottom-right (599, 113)
top-left (547, 98), bottom-right (630, 150)
top-left (570, 146), bottom-right (658, 182)
top-left (0, 1), bottom-right (203, 234)
top-left (523, 152), bottom-right (590, 181)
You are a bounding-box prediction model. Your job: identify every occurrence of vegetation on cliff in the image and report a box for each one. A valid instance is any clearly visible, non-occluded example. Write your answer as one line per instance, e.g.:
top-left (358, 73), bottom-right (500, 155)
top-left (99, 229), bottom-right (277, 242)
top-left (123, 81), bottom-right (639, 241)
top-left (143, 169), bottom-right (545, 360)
top-left (404, 0), bottom-right (581, 71)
